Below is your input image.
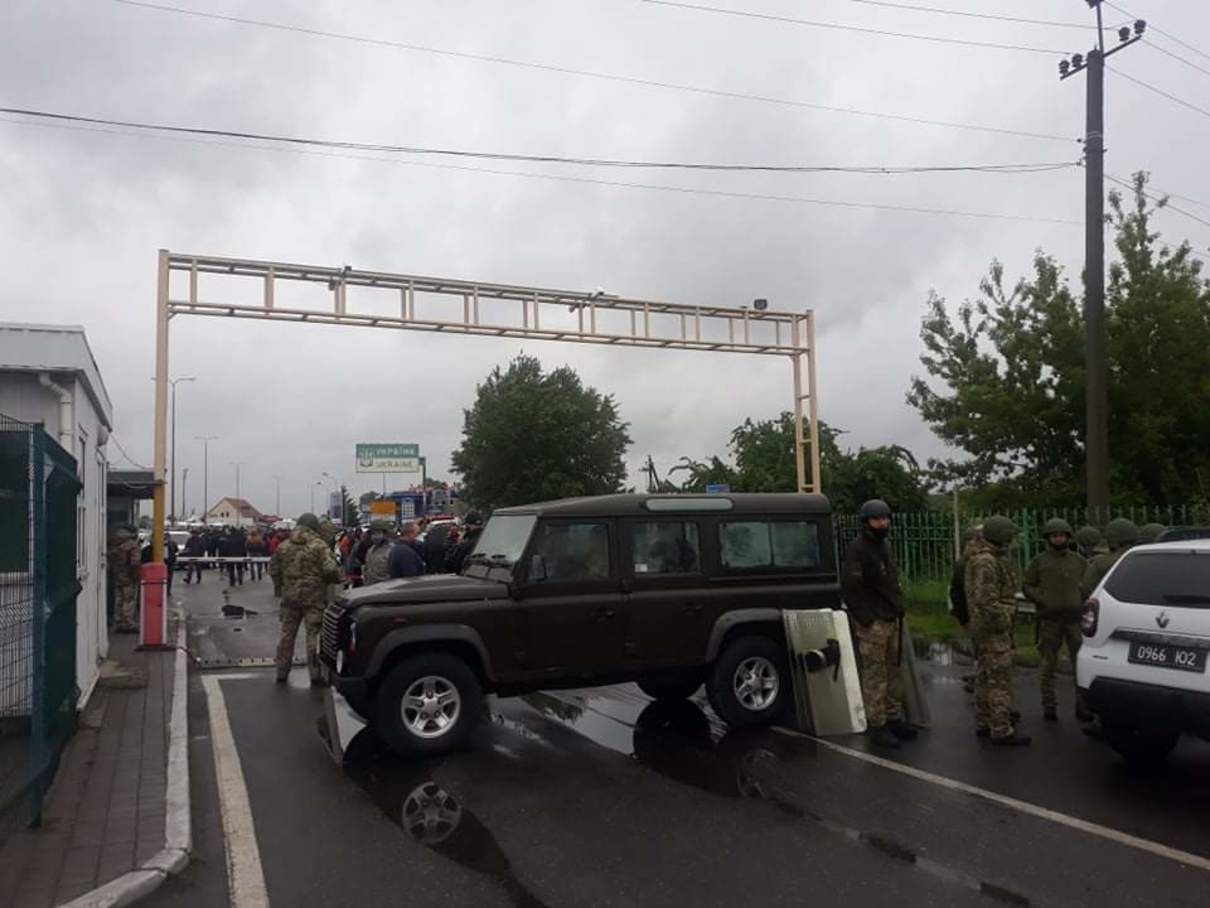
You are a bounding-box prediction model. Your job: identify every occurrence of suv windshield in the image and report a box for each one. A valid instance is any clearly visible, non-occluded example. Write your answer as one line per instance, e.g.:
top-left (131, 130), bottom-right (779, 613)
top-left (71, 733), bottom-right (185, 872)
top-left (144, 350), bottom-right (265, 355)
top-left (1104, 550), bottom-right (1210, 607)
top-left (468, 514), bottom-right (537, 567)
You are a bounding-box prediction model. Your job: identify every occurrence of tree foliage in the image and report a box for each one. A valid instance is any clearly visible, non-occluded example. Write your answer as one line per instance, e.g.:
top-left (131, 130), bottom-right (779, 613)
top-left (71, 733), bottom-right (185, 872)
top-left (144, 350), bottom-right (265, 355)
top-left (673, 412), bottom-right (930, 513)
top-left (908, 173), bottom-right (1210, 506)
top-left (451, 355), bottom-right (631, 511)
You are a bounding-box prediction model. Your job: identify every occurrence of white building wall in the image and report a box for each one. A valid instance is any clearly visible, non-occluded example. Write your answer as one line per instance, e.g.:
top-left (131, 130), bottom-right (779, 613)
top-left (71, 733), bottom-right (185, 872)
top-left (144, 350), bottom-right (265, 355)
top-left (0, 371), bottom-right (109, 707)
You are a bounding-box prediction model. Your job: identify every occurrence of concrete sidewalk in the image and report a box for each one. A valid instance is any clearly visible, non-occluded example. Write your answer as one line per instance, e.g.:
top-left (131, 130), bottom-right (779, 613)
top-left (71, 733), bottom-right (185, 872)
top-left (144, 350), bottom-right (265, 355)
top-left (0, 621), bottom-right (189, 908)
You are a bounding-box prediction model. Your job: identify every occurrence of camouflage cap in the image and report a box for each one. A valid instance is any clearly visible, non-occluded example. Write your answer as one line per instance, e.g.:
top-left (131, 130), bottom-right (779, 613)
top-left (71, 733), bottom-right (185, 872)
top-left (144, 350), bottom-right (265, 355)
top-left (1074, 525), bottom-right (1102, 548)
top-left (369, 519), bottom-right (395, 533)
top-left (1137, 522), bottom-right (1167, 544)
top-left (1105, 517), bottom-right (1139, 549)
top-left (1042, 517), bottom-right (1074, 537)
top-left (982, 515), bottom-right (1018, 546)
top-left (296, 512), bottom-right (321, 532)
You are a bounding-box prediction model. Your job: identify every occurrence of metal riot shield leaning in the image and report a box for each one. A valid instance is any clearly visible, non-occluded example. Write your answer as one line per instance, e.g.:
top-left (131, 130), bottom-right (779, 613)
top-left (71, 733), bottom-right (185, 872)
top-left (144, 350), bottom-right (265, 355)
top-left (782, 609), bottom-right (867, 736)
top-left (896, 622), bottom-right (932, 728)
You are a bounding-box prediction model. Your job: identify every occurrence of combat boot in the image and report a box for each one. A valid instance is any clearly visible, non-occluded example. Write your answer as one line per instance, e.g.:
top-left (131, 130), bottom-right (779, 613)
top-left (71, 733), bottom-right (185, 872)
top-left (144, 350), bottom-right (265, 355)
top-left (989, 731), bottom-right (1032, 746)
top-left (887, 719), bottom-right (918, 740)
top-left (867, 726), bottom-right (900, 749)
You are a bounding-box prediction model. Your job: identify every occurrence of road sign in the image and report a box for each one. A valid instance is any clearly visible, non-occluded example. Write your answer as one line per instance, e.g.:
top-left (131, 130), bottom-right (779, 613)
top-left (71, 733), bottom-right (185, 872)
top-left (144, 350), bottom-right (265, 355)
top-left (705, 483), bottom-right (731, 494)
top-left (369, 500), bottom-right (397, 523)
top-left (355, 443), bottom-right (420, 474)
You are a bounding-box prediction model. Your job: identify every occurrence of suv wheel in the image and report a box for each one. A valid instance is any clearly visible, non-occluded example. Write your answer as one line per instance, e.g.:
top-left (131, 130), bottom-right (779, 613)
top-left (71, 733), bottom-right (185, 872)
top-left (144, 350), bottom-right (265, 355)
top-left (375, 653), bottom-right (483, 757)
top-left (638, 670), bottom-right (704, 702)
top-left (1102, 721), bottom-right (1179, 766)
top-left (707, 635), bottom-right (789, 728)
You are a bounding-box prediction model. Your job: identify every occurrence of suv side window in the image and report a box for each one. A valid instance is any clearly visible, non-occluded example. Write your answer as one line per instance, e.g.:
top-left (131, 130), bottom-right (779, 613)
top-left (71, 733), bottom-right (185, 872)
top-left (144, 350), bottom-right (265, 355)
top-left (630, 521), bottom-right (701, 575)
top-left (719, 520), bottom-right (821, 571)
top-left (531, 521), bottom-right (611, 582)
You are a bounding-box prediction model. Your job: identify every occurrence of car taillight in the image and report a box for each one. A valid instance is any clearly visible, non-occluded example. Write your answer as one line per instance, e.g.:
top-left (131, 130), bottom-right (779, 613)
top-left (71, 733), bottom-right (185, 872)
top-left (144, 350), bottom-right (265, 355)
top-left (1081, 597), bottom-right (1099, 637)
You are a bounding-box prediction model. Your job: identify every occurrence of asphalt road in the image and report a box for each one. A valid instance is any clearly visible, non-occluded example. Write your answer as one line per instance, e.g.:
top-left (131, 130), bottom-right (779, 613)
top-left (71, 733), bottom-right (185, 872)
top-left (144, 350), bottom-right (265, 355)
top-left (147, 576), bottom-right (1210, 907)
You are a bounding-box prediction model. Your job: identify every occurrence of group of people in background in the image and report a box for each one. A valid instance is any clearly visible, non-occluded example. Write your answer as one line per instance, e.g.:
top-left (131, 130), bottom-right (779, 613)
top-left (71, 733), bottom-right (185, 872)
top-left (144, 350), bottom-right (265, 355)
top-left (340, 511), bottom-right (485, 585)
top-left (844, 500), bottom-right (1161, 751)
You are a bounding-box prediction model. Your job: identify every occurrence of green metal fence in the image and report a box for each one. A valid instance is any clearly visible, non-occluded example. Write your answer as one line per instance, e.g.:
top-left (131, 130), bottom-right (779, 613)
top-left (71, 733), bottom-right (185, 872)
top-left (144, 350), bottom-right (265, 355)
top-left (0, 414), bottom-right (80, 842)
top-left (835, 503), bottom-right (1210, 586)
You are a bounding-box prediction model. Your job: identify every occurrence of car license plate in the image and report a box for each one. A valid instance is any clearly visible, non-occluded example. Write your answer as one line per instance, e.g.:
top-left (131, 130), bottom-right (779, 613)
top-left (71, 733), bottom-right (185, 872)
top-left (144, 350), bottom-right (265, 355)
top-left (1127, 642), bottom-right (1207, 673)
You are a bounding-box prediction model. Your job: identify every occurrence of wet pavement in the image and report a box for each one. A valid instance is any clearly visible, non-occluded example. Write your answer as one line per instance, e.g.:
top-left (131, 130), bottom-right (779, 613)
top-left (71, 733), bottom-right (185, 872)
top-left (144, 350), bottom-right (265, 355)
top-left (148, 579), bottom-right (1210, 907)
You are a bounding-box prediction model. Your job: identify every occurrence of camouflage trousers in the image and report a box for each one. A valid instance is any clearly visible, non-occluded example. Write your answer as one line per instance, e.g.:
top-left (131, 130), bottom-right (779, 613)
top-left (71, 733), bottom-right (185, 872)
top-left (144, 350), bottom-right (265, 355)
top-left (276, 601), bottom-right (323, 681)
top-left (854, 618), bottom-right (905, 728)
top-left (1038, 619), bottom-right (1085, 713)
top-left (973, 632), bottom-right (1014, 737)
top-left (114, 582), bottom-right (139, 630)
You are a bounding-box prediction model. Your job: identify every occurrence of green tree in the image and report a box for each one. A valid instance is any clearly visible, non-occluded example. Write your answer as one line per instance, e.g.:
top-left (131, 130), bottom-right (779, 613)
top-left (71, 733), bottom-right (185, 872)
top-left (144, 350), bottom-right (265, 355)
top-left (451, 355), bottom-right (631, 511)
top-left (907, 172), bottom-right (1210, 506)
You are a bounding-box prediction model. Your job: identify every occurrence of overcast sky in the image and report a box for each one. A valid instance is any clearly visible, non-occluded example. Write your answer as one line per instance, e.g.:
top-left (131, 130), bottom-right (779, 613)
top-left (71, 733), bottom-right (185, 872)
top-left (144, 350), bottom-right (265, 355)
top-left (3, 0), bottom-right (1207, 518)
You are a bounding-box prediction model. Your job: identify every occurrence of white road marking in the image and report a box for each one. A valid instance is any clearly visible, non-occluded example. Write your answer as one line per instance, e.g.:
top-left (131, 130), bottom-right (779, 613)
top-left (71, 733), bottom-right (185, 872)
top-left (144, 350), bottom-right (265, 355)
top-left (775, 727), bottom-right (1210, 874)
top-left (202, 673), bottom-right (271, 908)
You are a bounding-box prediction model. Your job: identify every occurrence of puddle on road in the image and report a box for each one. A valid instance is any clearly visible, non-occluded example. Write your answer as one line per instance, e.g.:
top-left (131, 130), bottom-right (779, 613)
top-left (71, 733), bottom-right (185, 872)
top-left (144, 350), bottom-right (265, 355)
top-left (221, 603), bottom-right (259, 619)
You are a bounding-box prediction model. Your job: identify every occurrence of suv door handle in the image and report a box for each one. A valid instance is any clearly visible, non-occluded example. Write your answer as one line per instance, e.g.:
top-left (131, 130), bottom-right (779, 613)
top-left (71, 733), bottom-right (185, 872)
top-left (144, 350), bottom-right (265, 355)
top-left (593, 607), bottom-right (617, 620)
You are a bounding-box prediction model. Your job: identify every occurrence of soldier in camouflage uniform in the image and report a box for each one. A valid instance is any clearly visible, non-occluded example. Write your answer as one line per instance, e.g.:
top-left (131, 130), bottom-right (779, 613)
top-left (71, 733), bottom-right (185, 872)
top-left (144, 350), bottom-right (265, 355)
top-left (269, 513), bottom-right (342, 685)
top-left (361, 520), bottom-right (395, 586)
top-left (1023, 518), bottom-right (1090, 721)
top-left (1081, 518), bottom-right (1138, 599)
top-left (1074, 525), bottom-right (1104, 560)
top-left (966, 515), bottom-right (1030, 745)
top-left (107, 525), bottom-right (142, 633)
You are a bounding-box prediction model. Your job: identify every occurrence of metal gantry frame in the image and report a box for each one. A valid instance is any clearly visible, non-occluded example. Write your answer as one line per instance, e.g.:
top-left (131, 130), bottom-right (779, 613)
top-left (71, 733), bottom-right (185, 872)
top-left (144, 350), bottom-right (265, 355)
top-left (151, 250), bottom-right (821, 559)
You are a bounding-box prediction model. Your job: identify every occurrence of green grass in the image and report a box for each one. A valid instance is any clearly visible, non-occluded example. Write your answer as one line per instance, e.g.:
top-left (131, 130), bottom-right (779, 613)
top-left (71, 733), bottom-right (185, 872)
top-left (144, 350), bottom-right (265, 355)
top-left (903, 578), bottom-right (1040, 667)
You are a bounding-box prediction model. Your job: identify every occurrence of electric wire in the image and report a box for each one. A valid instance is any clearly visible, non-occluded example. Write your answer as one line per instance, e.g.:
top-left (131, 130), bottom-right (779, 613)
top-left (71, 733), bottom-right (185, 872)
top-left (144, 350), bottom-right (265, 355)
top-left (107, 0), bottom-right (1074, 144)
top-left (0, 106), bottom-right (1078, 175)
top-left (1104, 1), bottom-right (1210, 64)
top-left (1105, 173), bottom-right (1210, 230)
top-left (846, 0), bottom-right (1092, 30)
top-left (0, 115), bottom-right (1080, 226)
top-left (1108, 66), bottom-right (1210, 122)
top-left (111, 435), bottom-right (152, 471)
top-left (641, 0), bottom-right (1074, 54)
top-left (1142, 38), bottom-right (1210, 81)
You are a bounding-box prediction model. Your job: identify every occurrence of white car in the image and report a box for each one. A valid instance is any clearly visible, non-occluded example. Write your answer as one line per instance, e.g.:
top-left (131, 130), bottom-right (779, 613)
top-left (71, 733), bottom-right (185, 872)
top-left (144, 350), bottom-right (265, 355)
top-left (1077, 540), bottom-right (1210, 764)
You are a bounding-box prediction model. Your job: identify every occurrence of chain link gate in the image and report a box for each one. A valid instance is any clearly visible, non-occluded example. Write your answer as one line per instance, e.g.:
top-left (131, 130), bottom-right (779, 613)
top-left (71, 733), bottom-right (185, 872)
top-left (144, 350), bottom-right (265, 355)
top-left (0, 414), bottom-right (80, 840)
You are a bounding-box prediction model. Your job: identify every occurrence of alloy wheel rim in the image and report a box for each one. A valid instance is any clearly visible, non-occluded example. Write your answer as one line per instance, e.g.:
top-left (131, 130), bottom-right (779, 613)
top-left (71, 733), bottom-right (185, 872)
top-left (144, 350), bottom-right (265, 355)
top-left (733, 656), bottom-right (779, 711)
top-left (401, 675), bottom-right (462, 738)
top-left (402, 781), bottom-right (463, 844)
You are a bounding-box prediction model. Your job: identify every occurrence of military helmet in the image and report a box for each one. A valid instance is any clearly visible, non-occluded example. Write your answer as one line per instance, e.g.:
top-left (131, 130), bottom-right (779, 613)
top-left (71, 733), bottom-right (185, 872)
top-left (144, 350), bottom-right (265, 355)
top-left (296, 512), bottom-right (321, 532)
top-left (1137, 522), bottom-right (1167, 544)
top-left (1105, 517), bottom-right (1139, 549)
top-left (859, 499), bottom-right (892, 520)
top-left (982, 515), bottom-right (1018, 546)
top-left (1074, 525), bottom-right (1102, 549)
top-left (1042, 517), bottom-right (1074, 537)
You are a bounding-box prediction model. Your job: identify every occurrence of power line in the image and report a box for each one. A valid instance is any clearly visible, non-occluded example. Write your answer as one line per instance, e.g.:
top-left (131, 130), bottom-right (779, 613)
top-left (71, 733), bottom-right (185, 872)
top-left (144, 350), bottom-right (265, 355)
top-left (846, 0), bottom-right (1093, 30)
top-left (1143, 38), bottom-right (1210, 81)
top-left (111, 434), bottom-right (152, 471)
top-left (642, 0), bottom-right (1074, 54)
top-left (0, 114), bottom-right (1080, 226)
top-left (0, 106), bottom-right (1078, 175)
top-left (1105, 173), bottom-right (1210, 230)
top-left (108, 0), bottom-right (1074, 144)
top-left (1108, 65), bottom-right (1210, 122)
top-left (1105, 1), bottom-right (1210, 64)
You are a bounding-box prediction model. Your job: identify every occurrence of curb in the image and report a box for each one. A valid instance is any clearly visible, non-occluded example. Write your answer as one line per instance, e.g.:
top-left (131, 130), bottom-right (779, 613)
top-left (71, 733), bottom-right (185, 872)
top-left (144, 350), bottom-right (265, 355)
top-left (60, 615), bottom-right (192, 908)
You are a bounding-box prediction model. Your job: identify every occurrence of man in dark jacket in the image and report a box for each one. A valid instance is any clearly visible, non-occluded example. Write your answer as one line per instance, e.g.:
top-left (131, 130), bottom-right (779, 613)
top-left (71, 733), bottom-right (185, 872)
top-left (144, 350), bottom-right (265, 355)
top-left (388, 533), bottom-right (426, 579)
top-left (183, 529), bottom-right (206, 584)
top-left (221, 529), bottom-right (248, 586)
top-left (842, 499), bottom-right (913, 749)
top-left (444, 512), bottom-right (485, 574)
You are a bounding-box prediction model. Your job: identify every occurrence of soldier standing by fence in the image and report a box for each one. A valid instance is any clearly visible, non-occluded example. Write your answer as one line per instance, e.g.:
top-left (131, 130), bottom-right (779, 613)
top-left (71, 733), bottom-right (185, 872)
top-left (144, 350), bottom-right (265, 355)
top-left (1082, 518), bottom-right (1139, 598)
top-left (842, 499), bottom-right (917, 750)
top-left (966, 516), bottom-right (1030, 746)
top-left (107, 525), bottom-right (141, 634)
top-left (270, 512), bottom-right (342, 685)
top-left (1024, 519), bottom-right (1091, 722)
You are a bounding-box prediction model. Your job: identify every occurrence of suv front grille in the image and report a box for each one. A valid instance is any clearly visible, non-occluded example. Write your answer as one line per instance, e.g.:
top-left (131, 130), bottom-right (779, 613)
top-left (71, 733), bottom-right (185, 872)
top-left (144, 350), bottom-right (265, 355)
top-left (321, 605), bottom-right (343, 663)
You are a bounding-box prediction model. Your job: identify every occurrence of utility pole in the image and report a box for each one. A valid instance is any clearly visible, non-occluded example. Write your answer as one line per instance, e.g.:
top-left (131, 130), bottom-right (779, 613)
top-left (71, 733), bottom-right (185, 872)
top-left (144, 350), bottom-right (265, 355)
top-left (1059, 5), bottom-right (1145, 518)
top-left (181, 467), bottom-right (190, 520)
top-left (274, 475), bottom-right (281, 516)
top-left (195, 435), bottom-right (218, 525)
top-left (231, 462), bottom-right (245, 526)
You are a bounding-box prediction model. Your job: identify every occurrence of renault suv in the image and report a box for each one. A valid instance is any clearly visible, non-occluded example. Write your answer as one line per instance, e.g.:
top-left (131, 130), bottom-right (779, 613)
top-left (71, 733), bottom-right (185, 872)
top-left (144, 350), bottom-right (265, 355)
top-left (1077, 540), bottom-right (1210, 764)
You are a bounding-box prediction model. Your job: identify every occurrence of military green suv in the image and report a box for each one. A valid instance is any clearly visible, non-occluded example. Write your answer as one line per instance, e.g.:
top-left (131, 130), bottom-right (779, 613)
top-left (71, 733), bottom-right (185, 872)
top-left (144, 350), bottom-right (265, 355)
top-left (320, 493), bottom-right (839, 756)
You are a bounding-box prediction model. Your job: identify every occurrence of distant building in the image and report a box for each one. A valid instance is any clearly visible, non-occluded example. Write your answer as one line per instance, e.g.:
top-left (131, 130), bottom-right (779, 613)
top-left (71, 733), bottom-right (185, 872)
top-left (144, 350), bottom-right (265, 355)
top-left (0, 322), bottom-right (114, 707)
top-left (205, 497), bottom-right (264, 527)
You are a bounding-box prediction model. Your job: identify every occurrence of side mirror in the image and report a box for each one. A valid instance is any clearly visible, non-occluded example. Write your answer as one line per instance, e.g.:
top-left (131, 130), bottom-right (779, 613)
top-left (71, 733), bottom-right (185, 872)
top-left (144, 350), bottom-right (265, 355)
top-left (528, 554), bottom-right (548, 583)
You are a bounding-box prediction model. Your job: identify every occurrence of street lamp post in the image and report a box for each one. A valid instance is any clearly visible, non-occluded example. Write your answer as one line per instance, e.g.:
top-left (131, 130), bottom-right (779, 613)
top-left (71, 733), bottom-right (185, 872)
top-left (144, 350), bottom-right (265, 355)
top-left (321, 471), bottom-right (340, 522)
top-left (231, 461), bottom-right (246, 526)
top-left (274, 474), bottom-right (281, 517)
top-left (195, 435), bottom-right (218, 524)
top-left (181, 467), bottom-right (190, 520)
top-left (153, 376), bottom-right (195, 522)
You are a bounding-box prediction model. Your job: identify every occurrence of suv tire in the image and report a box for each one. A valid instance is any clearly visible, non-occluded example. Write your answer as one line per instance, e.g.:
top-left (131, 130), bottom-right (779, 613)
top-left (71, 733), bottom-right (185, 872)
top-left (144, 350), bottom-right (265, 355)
top-left (706, 635), bottom-right (789, 728)
top-left (638, 670), bottom-right (704, 702)
top-left (375, 653), bottom-right (483, 757)
top-left (1102, 720), bottom-right (1179, 766)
